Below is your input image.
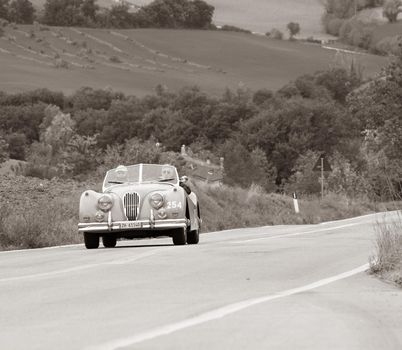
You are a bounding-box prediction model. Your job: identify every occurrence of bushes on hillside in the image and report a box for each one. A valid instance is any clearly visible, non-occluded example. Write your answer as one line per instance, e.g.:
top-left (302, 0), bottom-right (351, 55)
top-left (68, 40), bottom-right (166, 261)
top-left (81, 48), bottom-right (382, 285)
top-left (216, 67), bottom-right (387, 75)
top-left (40, 0), bottom-right (214, 29)
top-left (382, 0), bottom-right (402, 23)
top-left (375, 34), bottom-right (402, 54)
top-left (339, 18), bottom-right (376, 50)
top-left (268, 28), bottom-right (283, 40)
top-left (219, 25), bottom-right (251, 34)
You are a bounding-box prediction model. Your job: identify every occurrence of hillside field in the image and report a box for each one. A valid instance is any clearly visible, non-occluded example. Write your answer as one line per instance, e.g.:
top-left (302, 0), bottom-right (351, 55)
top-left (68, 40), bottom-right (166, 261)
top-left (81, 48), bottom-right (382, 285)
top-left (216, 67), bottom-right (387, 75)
top-left (0, 25), bottom-right (387, 95)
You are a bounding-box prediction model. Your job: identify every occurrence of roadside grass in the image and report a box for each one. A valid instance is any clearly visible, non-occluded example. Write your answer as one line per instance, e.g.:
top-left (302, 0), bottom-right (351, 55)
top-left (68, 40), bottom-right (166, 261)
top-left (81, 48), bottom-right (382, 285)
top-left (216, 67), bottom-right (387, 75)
top-left (0, 174), bottom-right (378, 250)
top-left (0, 199), bottom-right (80, 249)
top-left (193, 181), bottom-right (375, 232)
top-left (369, 215), bottom-right (402, 287)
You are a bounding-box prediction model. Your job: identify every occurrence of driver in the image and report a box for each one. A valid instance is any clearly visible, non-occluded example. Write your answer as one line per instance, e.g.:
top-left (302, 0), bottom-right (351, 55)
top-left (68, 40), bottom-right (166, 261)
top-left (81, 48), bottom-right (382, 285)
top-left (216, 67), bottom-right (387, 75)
top-left (161, 166), bottom-right (174, 180)
top-left (115, 165), bottom-right (128, 181)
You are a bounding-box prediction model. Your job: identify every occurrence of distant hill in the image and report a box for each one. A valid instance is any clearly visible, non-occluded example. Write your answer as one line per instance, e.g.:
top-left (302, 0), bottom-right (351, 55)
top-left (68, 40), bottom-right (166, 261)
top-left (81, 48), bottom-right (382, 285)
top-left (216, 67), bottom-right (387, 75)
top-left (0, 25), bottom-right (386, 95)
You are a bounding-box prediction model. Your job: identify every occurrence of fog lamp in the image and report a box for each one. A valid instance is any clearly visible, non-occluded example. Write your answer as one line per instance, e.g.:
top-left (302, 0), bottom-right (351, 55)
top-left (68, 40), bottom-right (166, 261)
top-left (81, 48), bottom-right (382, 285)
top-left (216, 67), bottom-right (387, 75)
top-left (157, 208), bottom-right (167, 219)
top-left (95, 211), bottom-right (105, 222)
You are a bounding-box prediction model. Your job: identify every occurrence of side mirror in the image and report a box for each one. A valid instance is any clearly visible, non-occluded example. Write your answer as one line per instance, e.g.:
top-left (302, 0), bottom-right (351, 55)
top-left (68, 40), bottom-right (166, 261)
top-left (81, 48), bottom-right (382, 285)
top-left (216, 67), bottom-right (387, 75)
top-left (180, 175), bottom-right (189, 183)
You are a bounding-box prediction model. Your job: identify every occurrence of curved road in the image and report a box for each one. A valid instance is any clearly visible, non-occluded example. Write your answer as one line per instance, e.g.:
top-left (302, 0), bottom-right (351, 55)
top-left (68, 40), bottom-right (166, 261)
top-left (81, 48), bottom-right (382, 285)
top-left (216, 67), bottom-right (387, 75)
top-left (1, 212), bottom-right (401, 350)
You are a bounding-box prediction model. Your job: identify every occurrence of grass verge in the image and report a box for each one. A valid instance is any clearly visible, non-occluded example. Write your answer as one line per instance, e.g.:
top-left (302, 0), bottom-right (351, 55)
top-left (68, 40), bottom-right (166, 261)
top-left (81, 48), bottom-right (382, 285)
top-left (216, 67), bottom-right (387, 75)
top-left (369, 216), bottom-right (402, 287)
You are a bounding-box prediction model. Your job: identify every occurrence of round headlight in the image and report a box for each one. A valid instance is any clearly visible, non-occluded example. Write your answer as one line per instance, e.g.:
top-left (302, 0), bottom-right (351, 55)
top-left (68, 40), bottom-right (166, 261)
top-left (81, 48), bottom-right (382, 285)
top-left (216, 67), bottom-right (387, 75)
top-left (149, 193), bottom-right (164, 209)
top-left (98, 194), bottom-right (113, 212)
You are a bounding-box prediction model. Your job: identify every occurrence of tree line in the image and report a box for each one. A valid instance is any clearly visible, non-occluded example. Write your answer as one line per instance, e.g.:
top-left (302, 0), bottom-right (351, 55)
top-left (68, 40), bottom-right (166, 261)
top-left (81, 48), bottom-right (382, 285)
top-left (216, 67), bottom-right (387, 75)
top-left (1, 48), bottom-right (401, 199)
top-left (0, 0), bottom-right (215, 29)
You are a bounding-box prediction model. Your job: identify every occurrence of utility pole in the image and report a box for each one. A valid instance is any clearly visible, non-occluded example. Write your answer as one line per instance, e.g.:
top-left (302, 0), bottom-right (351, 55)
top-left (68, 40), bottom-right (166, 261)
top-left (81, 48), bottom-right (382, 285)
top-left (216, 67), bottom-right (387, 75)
top-left (313, 154), bottom-right (331, 201)
top-left (321, 157), bottom-right (324, 200)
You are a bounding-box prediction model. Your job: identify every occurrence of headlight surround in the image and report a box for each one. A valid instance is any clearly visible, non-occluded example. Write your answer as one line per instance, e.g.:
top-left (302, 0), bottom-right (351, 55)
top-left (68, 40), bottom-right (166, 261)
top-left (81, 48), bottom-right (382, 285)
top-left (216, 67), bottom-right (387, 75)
top-left (98, 194), bottom-right (113, 212)
top-left (149, 192), bottom-right (164, 209)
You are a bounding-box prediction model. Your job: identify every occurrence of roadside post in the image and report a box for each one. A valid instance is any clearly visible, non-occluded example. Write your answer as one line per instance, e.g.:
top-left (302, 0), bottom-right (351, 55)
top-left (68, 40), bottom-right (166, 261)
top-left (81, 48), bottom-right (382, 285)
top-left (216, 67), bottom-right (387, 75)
top-left (313, 154), bottom-right (331, 200)
top-left (292, 192), bottom-right (300, 214)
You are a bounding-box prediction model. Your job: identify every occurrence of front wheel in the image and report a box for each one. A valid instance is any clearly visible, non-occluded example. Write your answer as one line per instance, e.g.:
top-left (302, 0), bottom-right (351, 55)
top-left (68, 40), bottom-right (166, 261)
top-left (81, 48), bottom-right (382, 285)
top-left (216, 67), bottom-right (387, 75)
top-left (102, 235), bottom-right (117, 248)
top-left (172, 228), bottom-right (186, 245)
top-left (84, 232), bottom-right (99, 249)
top-left (187, 229), bottom-right (199, 244)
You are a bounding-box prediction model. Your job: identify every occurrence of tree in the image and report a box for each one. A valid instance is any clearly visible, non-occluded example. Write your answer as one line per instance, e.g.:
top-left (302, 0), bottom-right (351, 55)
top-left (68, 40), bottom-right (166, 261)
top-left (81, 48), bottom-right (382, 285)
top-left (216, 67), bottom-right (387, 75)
top-left (8, 0), bottom-right (35, 24)
top-left (323, 0), bottom-right (356, 19)
top-left (42, 0), bottom-right (85, 26)
top-left (0, 0), bottom-right (9, 20)
top-left (347, 45), bottom-right (402, 197)
top-left (0, 135), bottom-right (9, 163)
top-left (383, 0), bottom-right (402, 22)
top-left (185, 0), bottom-right (214, 28)
top-left (108, 3), bottom-right (133, 28)
top-left (6, 132), bottom-right (27, 160)
top-left (287, 22), bottom-right (300, 39)
top-left (80, 0), bottom-right (98, 22)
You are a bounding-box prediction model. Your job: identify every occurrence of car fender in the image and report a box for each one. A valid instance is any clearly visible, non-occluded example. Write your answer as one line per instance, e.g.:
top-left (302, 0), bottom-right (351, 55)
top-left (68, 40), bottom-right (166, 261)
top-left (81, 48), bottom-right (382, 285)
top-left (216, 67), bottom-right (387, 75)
top-left (185, 192), bottom-right (200, 232)
top-left (79, 190), bottom-right (125, 222)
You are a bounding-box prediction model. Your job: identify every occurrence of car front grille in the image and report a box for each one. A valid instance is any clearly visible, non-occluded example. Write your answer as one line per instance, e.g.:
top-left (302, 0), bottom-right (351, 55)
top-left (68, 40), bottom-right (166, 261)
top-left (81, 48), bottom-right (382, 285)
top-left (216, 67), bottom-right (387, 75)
top-left (123, 192), bottom-right (140, 220)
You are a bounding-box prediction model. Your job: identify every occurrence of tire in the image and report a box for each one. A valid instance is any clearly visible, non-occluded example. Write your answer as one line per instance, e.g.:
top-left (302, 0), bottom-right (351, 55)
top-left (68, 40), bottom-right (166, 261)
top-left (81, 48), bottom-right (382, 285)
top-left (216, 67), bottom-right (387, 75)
top-left (172, 228), bottom-right (186, 245)
top-left (102, 235), bottom-right (117, 248)
top-left (84, 232), bottom-right (99, 249)
top-left (187, 229), bottom-right (199, 244)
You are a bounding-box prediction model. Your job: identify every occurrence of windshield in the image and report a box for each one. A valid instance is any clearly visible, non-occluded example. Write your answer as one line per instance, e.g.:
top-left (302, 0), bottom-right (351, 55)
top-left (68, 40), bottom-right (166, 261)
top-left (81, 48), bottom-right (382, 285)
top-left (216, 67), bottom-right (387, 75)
top-left (103, 164), bottom-right (178, 189)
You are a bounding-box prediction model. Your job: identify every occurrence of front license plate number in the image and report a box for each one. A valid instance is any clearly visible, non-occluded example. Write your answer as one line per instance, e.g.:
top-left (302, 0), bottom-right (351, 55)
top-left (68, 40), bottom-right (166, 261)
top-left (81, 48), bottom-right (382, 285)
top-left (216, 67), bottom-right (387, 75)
top-left (120, 222), bottom-right (142, 229)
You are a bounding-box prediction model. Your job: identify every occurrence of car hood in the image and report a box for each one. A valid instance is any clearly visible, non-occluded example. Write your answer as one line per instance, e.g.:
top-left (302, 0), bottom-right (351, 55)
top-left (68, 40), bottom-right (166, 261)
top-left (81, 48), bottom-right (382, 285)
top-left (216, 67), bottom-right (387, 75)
top-left (104, 183), bottom-right (177, 198)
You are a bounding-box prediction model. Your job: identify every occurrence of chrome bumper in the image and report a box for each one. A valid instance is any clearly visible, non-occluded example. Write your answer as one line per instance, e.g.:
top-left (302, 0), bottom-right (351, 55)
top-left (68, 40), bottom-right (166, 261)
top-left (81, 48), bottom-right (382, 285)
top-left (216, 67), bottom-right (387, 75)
top-left (78, 219), bottom-right (187, 233)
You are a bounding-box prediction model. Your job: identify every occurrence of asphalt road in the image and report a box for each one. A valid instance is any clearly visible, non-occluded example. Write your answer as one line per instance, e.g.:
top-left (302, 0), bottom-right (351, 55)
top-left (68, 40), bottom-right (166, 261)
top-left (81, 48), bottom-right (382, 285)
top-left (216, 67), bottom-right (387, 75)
top-left (1, 212), bottom-right (401, 350)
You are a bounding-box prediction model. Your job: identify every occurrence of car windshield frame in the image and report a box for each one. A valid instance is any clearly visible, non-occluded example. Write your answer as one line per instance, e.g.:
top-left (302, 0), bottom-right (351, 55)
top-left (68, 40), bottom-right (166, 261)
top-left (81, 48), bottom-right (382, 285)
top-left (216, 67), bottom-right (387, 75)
top-left (103, 164), bottom-right (179, 190)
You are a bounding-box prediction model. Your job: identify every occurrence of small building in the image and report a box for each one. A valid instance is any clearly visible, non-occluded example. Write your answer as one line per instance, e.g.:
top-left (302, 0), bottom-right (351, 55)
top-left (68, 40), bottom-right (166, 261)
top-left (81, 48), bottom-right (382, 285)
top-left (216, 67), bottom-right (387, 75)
top-left (191, 164), bottom-right (223, 186)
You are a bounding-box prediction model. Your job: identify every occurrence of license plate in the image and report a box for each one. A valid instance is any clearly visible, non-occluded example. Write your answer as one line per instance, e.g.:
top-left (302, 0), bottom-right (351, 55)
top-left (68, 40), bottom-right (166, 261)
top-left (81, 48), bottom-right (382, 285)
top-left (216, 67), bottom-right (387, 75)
top-left (120, 222), bottom-right (142, 229)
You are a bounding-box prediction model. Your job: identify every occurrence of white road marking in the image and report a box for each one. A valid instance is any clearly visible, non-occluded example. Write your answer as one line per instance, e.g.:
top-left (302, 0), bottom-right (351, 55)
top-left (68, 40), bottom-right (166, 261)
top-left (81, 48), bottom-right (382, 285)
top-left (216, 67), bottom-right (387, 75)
top-left (232, 223), bottom-right (361, 244)
top-left (0, 250), bottom-right (158, 283)
top-left (0, 243), bottom-right (83, 254)
top-left (91, 263), bottom-right (370, 350)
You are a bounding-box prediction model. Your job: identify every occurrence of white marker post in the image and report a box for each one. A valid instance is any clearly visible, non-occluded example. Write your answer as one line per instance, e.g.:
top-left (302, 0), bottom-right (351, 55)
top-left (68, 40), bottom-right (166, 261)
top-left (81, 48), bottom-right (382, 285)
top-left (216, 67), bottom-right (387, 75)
top-left (293, 192), bottom-right (300, 214)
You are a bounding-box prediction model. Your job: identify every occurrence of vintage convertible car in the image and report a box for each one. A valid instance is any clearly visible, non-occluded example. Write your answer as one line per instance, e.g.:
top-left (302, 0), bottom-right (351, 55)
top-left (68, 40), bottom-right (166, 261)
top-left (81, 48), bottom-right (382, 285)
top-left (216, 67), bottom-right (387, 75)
top-left (78, 164), bottom-right (201, 249)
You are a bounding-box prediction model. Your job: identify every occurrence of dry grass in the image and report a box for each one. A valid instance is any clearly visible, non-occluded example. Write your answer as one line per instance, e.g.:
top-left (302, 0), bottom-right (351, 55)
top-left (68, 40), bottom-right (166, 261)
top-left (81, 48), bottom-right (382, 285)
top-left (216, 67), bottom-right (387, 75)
top-left (370, 216), bottom-right (402, 287)
top-left (193, 181), bottom-right (374, 232)
top-left (0, 198), bottom-right (80, 249)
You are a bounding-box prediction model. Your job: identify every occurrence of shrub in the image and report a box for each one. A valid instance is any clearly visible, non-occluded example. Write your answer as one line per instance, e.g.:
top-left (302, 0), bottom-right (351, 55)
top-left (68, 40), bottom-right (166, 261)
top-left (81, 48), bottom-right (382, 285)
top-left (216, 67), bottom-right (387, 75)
top-left (219, 25), bottom-right (251, 34)
top-left (270, 28), bottom-right (283, 40)
top-left (375, 35), bottom-right (402, 55)
top-left (370, 217), bottom-right (402, 286)
top-left (383, 0), bottom-right (402, 23)
top-left (0, 136), bottom-right (9, 163)
top-left (54, 58), bottom-right (69, 68)
top-left (324, 15), bottom-right (345, 36)
top-left (339, 19), bottom-right (376, 50)
top-left (6, 132), bottom-right (27, 160)
top-left (109, 55), bottom-right (122, 63)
